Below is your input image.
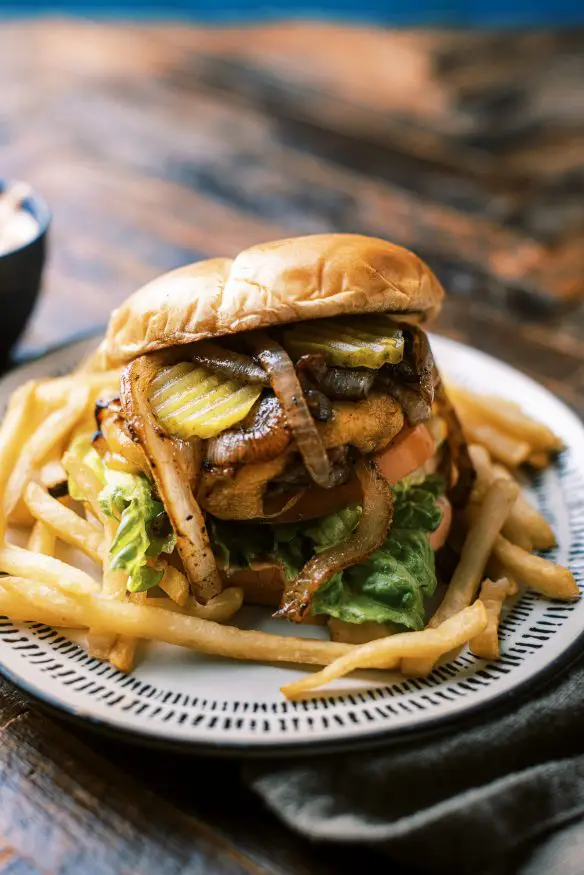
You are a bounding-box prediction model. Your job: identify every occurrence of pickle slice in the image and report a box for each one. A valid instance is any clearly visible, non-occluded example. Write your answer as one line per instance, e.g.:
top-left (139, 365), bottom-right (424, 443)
top-left (282, 315), bottom-right (404, 368)
top-left (149, 363), bottom-right (262, 440)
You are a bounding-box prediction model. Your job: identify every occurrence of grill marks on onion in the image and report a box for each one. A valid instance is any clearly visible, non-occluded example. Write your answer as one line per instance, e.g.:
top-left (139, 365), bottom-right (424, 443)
top-left (121, 353), bottom-right (222, 602)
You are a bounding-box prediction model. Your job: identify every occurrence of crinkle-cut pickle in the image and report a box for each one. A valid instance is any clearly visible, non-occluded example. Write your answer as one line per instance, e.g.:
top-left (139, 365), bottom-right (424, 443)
top-left (283, 315), bottom-right (404, 369)
top-left (149, 363), bottom-right (262, 440)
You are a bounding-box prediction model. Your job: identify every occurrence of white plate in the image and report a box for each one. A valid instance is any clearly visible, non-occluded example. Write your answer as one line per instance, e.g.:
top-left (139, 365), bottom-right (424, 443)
top-left (0, 335), bottom-right (583, 755)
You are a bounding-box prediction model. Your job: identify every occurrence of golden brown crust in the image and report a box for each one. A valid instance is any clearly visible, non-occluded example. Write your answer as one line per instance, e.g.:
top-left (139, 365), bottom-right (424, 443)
top-left (103, 235), bottom-right (444, 366)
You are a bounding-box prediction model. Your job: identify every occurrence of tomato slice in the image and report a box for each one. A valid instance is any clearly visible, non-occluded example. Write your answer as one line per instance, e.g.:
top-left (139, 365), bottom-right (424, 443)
top-left (374, 424), bottom-right (436, 486)
top-left (272, 424), bottom-right (438, 524)
top-left (428, 496), bottom-right (452, 551)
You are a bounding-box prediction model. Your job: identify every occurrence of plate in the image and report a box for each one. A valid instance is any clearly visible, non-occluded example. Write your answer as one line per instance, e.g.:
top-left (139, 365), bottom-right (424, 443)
top-left (0, 334), bottom-right (583, 756)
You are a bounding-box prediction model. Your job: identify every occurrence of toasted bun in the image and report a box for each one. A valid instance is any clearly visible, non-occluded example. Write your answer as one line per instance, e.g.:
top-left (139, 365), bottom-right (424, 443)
top-left (102, 234), bottom-right (444, 366)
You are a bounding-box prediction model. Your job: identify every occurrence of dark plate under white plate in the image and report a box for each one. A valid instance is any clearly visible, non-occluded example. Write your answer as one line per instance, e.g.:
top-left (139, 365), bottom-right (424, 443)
top-left (0, 335), bottom-right (583, 756)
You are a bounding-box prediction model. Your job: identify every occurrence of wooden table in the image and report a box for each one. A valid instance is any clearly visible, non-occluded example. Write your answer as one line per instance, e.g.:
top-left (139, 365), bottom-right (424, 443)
top-left (0, 20), bottom-right (583, 874)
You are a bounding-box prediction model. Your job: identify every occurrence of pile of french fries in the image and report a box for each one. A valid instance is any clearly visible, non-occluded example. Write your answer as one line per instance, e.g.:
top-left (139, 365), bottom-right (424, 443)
top-left (0, 362), bottom-right (578, 701)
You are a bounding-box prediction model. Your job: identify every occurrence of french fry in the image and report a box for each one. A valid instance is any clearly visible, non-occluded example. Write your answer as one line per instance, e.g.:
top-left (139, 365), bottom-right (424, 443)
top-left (328, 618), bottom-right (392, 644)
top-left (402, 479), bottom-right (518, 676)
top-left (449, 385), bottom-right (563, 453)
top-left (493, 536), bottom-right (579, 600)
top-left (24, 481), bottom-right (104, 564)
top-left (0, 545), bottom-right (99, 594)
top-left (469, 442), bottom-right (533, 547)
top-left (501, 515), bottom-right (532, 552)
top-left (39, 456), bottom-right (68, 491)
top-left (68, 413), bottom-right (98, 449)
top-left (468, 443), bottom-right (493, 501)
top-left (158, 565), bottom-right (189, 607)
top-left (432, 479), bottom-right (519, 624)
top-left (0, 579), bottom-right (356, 666)
top-left (87, 518), bottom-right (126, 659)
top-left (100, 519), bottom-right (127, 601)
top-left (61, 452), bottom-right (106, 523)
top-left (27, 520), bottom-right (56, 556)
top-left (526, 451), bottom-right (550, 470)
top-left (148, 588), bottom-right (244, 621)
top-left (470, 578), bottom-right (515, 660)
top-left (492, 464), bottom-right (556, 550)
top-left (463, 418), bottom-right (531, 468)
top-left (108, 592), bottom-right (147, 672)
top-left (35, 372), bottom-right (121, 406)
top-left (0, 577), bottom-right (84, 628)
top-left (0, 380), bottom-right (38, 537)
top-left (470, 446), bottom-right (556, 551)
top-left (281, 602), bottom-right (488, 698)
top-left (486, 555), bottom-right (520, 596)
top-left (3, 386), bottom-right (90, 522)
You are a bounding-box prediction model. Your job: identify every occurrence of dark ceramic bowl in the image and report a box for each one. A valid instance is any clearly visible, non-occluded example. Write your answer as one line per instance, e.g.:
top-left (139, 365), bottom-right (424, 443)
top-left (0, 179), bottom-right (50, 360)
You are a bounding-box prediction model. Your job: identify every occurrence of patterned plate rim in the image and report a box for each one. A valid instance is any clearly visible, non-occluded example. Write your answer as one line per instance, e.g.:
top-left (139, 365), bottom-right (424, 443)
top-left (0, 333), bottom-right (583, 757)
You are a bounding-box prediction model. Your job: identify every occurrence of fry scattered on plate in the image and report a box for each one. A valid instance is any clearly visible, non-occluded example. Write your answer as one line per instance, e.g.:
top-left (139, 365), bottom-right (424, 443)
top-left (0, 234), bottom-right (577, 700)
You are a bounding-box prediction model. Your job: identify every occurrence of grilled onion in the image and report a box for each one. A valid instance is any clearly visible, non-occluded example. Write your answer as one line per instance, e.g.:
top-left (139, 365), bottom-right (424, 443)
top-left (376, 327), bottom-right (436, 425)
top-left (375, 376), bottom-right (431, 425)
top-left (246, 332), bottom-right (337, 489)
top-left (97, 400), bottom-right (149, 474)
top-left (206, 394), bottom-right (291, 467)
top-left (303, 388), bottom-right (333, 422)
top-left (277, 458), bottom-right (394, 622)
top-left (121, 354), bottom-right (222, 602)
top-left (297, 354), bottom-right (375, 401)
top-left (192, 341), bottom-right (269, 386)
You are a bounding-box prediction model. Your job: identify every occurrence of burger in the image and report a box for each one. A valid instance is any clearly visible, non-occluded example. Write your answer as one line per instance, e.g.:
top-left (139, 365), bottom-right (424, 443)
top-left (88, 234), bottom-right (474, 643)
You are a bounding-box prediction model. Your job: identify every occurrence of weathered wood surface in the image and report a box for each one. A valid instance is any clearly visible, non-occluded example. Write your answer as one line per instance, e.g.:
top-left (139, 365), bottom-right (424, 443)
top-left (0, 677), bottom-right (377, 875)
top-left (0, 19), bottom-right (582, 875)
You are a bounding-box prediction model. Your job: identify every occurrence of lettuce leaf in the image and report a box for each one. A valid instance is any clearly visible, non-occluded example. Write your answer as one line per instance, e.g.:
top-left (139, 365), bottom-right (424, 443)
top-left (313, 530), bottom-right (434, 628)
top-left (100, 473), bottom-right (176, 592)
top-left (207, 476), bottom-right (445, 630)
top-left (66, 440), bottom-right (176, 593)
top-left (312, 477), bottom-right (443, 628)
top-left (208, 517), bottom-right (305, 582)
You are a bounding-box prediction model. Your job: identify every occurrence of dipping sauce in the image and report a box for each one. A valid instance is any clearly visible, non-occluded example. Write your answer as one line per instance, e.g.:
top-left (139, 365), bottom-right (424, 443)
top-left (0, 182), bottom-right (40, 255)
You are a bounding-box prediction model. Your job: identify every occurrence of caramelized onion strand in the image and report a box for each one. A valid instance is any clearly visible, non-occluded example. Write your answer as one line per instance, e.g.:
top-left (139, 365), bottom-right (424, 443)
top-left (246, 332), bottom-right (336, 489)
top-left (192, 341), bottom-right (269, 386)
top-left (205, 395), bottom-right (291, 467)
top-left (121, 354), bottom-right (222, 602)
top-left (297, 354), bottom-right (376, 401)
top-left (277, 458), bottom-right (394, 621)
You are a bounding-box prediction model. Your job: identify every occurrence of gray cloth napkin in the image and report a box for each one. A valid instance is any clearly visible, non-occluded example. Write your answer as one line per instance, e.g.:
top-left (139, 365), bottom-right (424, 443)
top-left (244, 656), bottom-right (584, 875)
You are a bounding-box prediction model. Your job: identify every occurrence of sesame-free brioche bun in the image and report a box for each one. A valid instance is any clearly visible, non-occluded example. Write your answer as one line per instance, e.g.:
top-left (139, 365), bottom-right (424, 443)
top-left (102, 234), bottom-right (444, 366)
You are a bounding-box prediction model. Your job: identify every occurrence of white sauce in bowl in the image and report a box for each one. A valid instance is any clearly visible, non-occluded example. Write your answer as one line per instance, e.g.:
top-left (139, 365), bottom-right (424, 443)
top-left (0, 182), bottom-right (40, 255)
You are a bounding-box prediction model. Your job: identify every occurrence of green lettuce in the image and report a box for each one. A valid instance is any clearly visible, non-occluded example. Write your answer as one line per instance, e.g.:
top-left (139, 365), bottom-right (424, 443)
top-left (311, 476), bottom-right (443, 629)
top-left (208, 476), bottom-right (444, 630)
top-left (208, 517), bottom-right (305, 582)
top-left (66, 439), bottom-right (176, 593)
top-left (100, 473), bottom-right (176, 592)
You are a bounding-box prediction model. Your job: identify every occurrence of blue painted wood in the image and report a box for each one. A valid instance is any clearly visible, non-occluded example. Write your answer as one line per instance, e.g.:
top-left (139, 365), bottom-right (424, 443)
top-left (2, 0), bottom-right (584, 26)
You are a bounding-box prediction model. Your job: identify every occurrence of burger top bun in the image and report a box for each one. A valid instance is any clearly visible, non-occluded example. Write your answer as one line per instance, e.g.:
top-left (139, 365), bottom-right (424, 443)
top-left (102, 234), bottom-right (444, 366)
